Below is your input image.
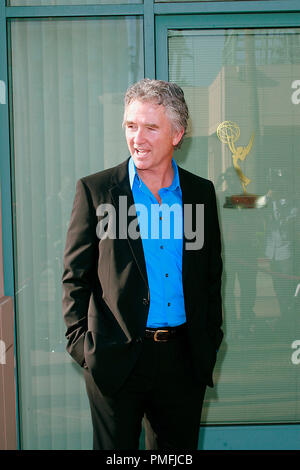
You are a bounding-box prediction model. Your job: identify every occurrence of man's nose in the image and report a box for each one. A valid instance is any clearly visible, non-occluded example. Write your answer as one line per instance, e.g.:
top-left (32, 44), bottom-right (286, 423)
top-left (134, 128), bottom-right (145, 145)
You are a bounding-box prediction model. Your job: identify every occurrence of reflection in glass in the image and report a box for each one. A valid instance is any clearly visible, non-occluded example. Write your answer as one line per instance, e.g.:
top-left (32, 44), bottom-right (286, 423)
top-left (169, 28), bottom-right (300, 424)
top-left (265, 169), bottom-right (298, 320)
top-left (10, 17), bottom-right (143, 449)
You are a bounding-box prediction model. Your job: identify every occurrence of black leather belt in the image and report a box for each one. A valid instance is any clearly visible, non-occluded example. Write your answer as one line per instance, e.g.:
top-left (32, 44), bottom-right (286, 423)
top-left (144, 323), bottom-right (187, 342)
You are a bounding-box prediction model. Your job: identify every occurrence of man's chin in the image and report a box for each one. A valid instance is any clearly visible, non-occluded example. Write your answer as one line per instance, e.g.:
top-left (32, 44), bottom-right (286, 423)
top-left (132, 154), bottom-right (151, 169)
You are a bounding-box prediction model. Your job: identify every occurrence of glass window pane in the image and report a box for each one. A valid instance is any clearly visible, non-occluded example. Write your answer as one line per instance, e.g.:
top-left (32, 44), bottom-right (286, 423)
top-left (9, 16), bottom-right (143, 449)
top-left (168, 28), bottom-right (300, 424)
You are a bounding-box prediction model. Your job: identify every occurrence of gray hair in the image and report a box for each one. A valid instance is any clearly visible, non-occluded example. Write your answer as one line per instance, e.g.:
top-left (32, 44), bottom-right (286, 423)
top-left (123, 78), bottom-right (189, 149)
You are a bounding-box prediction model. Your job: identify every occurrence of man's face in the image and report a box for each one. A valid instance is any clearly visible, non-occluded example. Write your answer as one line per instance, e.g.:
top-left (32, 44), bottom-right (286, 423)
top-left (124, 100), bottom-right (183, 173)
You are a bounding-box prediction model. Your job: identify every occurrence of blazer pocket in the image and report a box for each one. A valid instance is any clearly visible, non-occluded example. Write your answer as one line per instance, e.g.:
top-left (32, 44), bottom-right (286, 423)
top-left (83, 330), bottom-right (138, 396)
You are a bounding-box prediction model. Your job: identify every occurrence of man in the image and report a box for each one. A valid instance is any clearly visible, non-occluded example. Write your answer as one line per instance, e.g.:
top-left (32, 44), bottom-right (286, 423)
top-left (62, 79), bottom-right (223, 450)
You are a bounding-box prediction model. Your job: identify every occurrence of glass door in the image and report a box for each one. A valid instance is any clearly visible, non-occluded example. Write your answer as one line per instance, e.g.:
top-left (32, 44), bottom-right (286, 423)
top-left (156, 14), bottom-right (300, 426)
top-left (9, 16), bottom-right (144, 449)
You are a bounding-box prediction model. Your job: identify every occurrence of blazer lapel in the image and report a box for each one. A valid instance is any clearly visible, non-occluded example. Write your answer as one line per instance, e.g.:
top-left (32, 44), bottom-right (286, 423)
top-left (109, 159), bottom-right (148, 288)
top-left (178, 166), bottom-right (196, 284)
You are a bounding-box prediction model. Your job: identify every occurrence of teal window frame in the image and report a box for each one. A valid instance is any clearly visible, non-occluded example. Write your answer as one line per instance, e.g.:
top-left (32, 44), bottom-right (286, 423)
top-left (1, 0), bottom-right (300, 450)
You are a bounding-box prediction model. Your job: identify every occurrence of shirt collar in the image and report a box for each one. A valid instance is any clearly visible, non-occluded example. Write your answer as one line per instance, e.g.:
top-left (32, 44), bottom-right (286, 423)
top-left (128, 157), bottom-right (181, 193)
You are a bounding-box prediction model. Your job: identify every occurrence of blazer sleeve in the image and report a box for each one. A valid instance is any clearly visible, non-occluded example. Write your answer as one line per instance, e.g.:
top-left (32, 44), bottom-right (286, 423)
top-left (208, 181), bottom-right (223, 350)
top-left (62, 178), bottom-right (98, 367)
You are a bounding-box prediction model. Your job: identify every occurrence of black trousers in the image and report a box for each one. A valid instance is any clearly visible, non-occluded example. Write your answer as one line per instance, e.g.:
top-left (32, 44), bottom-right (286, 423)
top-left (84, 332), bottom-right (206, 450)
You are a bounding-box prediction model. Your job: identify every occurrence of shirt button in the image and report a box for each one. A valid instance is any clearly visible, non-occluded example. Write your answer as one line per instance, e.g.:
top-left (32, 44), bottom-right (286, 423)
top-left (160, 245), bottom-right (163, 249)
top-left (167, 302), bottom-right (171, 307)
top-left (165, 273), bottom-right (168, 277)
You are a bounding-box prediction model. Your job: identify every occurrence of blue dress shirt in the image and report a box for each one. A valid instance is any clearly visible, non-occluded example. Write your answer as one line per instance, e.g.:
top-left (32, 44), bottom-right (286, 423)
top-left (128, 157), bottom-right (186, 327)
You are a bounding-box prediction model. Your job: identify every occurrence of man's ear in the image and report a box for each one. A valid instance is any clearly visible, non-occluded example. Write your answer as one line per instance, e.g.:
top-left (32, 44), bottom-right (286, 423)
top-left (172, 128), bottom-right (185, 147)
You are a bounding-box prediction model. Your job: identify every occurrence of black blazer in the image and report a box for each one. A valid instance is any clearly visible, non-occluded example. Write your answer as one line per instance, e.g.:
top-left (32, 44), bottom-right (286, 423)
top-left (62, 158), bottom-right (223, 396)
